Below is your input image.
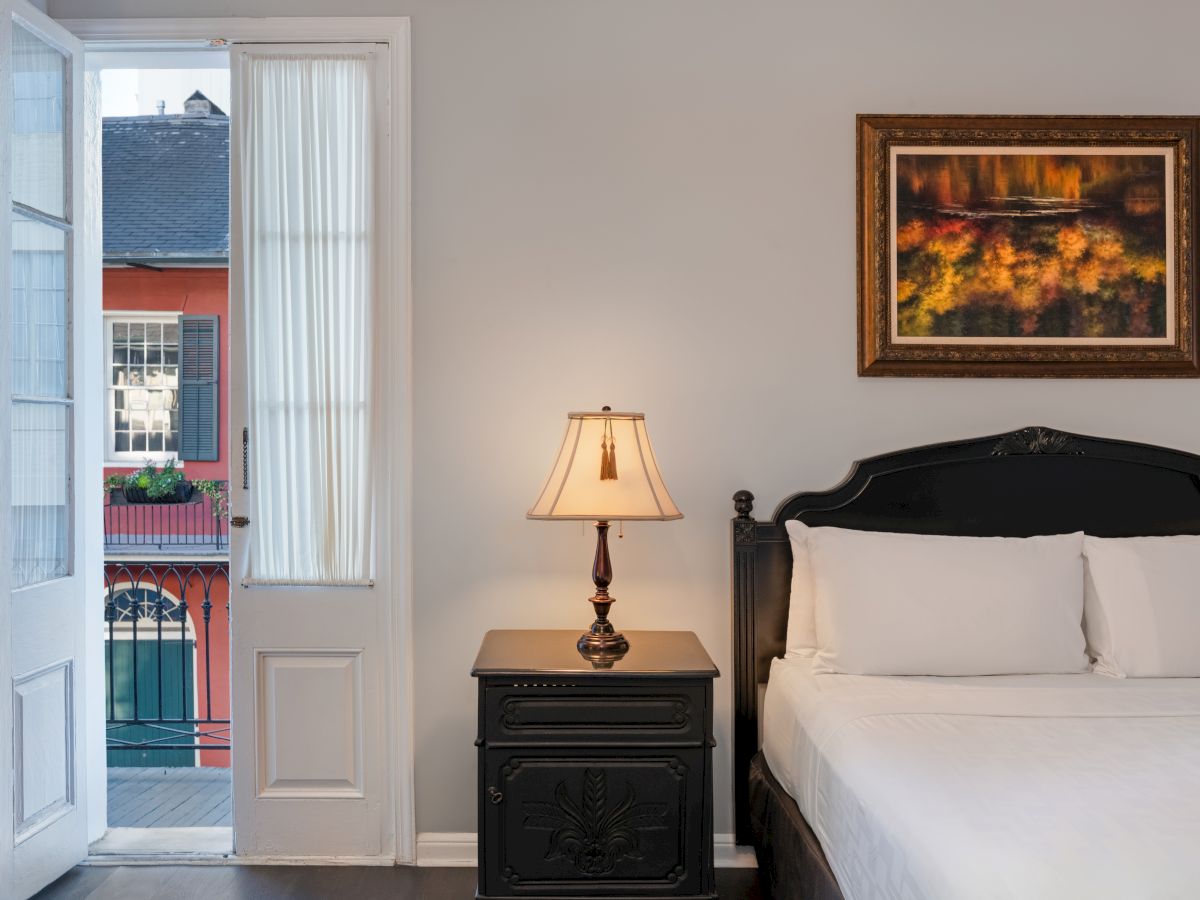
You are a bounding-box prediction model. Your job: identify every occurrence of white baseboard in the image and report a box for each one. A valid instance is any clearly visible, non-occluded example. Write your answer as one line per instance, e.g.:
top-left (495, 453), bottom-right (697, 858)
top-left (715, 835), bottom-right (758, 868)
top-left (415, 832), bottom-right (476, 867)
top-left (415, 832), bottom-right (756, 869)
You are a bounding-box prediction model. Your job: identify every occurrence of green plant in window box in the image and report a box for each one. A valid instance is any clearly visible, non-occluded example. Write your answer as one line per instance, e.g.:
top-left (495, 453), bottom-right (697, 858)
top-left (118, 460), bottom-right (194, 504)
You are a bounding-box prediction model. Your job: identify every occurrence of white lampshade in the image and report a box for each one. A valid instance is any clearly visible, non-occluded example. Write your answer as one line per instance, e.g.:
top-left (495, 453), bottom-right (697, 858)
top-left (528, 410), bottom-right (682, 521)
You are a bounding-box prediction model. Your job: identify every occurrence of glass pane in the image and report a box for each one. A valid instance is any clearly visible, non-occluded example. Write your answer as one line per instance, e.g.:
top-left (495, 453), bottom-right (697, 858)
top-left (12, 24), bottom-right (65, 218)
top-left (12, 401), bottom-right (68, 588)
top-left (12, 215), bottom-right (66, 397)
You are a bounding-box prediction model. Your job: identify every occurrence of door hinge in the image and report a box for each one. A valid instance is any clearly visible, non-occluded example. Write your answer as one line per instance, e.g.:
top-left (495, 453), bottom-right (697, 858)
top-left (231, 515), bottom-right (251, 528)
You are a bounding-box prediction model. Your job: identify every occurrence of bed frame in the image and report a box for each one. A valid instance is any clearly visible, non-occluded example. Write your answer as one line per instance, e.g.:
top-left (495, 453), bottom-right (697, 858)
top-left (730, 425), bottom-right (1200, 894)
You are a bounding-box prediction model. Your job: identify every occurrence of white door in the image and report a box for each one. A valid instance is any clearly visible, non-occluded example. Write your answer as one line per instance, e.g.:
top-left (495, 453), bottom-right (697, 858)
top-left (1, 2), bottom-right (91, 897)
top-left (229, 42), bottom-right (402, 859)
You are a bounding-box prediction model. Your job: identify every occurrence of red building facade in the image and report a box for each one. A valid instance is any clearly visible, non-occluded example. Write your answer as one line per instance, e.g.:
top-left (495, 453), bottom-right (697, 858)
top-left (102, 93), bottom-right (231, 769)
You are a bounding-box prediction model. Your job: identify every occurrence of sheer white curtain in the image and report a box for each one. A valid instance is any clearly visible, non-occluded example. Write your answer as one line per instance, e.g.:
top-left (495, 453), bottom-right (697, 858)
top-left (238, 53), bottom-right (375, 584)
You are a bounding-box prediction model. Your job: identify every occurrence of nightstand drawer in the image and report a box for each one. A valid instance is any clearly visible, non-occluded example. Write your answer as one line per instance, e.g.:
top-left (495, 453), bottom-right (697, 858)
top-left (484, 684), bottom-right (707, 745)
top-left (480, 750), bottom-right (707, 897)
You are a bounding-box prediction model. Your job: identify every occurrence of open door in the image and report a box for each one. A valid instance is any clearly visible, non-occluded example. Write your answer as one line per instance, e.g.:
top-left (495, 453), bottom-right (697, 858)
top-left (228, 42), bottom-right (399, 858)
top-left (1, 2), bottom-right (90, 896)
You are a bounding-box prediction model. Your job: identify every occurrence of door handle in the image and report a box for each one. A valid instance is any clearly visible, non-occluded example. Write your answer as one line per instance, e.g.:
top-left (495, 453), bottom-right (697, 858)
top-left (487, 786), bottom-right (503, 805)
top-left (231, 515), bottom-right (251, 528)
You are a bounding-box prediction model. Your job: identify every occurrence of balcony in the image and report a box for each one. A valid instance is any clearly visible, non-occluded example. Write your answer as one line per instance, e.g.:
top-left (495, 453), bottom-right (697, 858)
top-left (104, 482), bottom-right (229, 556)
top-left (104, 560), bottom-right (231, 829)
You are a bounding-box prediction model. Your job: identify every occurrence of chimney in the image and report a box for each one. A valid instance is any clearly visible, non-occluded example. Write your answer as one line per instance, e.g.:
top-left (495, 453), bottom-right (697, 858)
top-left (184, 90), bottom-right (212, 117)
top-left (156, 100), bottom-right (165, 116)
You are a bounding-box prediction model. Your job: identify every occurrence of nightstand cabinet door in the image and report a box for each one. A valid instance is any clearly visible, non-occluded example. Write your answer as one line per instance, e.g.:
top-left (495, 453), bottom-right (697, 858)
top-left (481, 750), bottom-right (707, 897)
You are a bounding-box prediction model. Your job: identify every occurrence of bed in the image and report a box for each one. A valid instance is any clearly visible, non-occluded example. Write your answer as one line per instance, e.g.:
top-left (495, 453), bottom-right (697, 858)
top-left (729, 425), bottom-right (1200, 900)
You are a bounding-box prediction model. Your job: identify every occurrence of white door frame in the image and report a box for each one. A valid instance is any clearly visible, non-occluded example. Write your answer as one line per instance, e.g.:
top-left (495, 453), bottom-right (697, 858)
top-left (62, 16), bottom-right (414, 865)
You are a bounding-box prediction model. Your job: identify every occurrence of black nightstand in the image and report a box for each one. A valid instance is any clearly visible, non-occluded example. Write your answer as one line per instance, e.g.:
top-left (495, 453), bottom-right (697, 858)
top-left (472, 629), bottom-right (719, 899)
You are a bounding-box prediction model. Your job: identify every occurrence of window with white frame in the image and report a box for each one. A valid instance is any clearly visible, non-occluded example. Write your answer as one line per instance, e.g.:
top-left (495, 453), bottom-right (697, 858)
top-left (106, 315), bottom-right (180, 459)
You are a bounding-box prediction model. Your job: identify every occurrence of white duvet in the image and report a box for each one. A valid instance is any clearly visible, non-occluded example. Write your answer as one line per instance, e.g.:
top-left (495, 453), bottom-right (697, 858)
top-left (762, 657), bottom-right (1200, 900)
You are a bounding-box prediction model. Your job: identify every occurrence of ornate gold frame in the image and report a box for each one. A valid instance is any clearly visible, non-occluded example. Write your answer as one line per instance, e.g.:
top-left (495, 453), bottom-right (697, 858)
top-left (857, 114), bottom-right (1200, 377)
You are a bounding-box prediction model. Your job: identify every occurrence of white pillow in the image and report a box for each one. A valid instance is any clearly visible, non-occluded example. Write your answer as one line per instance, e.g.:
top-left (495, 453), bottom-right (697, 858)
top-left (808, 527), bottom-right (1088, 676)
top-left (784, 519), bottom-right (816, 657)
top-left (1083, 535), bottom-right (1200, 677)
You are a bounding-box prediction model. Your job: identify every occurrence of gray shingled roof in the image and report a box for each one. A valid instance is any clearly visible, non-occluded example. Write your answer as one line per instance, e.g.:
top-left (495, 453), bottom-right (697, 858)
top-left (103, 93), bottom-right (229, 262)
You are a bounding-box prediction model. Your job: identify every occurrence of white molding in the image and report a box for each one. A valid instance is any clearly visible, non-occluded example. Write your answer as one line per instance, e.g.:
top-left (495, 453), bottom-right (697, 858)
top-left (60, 17), bottom-right (408, 46)
top-left (84, 855), bottom-right (395, 867)
top-left (415, 832), bottom-right (476, 868)
top-left (415, 833), bottom-right (757, 869)
top-left (715, 835), bottom-right (759, 868)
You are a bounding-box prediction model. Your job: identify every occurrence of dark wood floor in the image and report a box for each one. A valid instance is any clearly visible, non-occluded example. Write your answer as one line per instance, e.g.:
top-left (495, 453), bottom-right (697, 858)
top-left (34, 865), bottom-right (763, 899)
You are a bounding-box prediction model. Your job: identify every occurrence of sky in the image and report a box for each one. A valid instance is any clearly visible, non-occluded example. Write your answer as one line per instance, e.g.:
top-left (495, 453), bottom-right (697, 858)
top-left (101, 69), bottom-right (231, 118)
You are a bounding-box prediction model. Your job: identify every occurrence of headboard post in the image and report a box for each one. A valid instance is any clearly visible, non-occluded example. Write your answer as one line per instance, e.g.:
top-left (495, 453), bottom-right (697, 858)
top-left (731, 490), bottom-right (758, 846)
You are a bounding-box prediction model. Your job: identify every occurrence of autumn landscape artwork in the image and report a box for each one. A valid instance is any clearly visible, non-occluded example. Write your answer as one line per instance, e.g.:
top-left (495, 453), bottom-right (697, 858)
top-left (891, 149), bottom-right (1173, 343)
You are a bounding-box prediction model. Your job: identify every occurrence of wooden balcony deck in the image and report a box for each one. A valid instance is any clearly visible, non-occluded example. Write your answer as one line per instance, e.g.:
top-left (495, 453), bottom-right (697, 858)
top-left (107, 767), bottom-right (231, 828)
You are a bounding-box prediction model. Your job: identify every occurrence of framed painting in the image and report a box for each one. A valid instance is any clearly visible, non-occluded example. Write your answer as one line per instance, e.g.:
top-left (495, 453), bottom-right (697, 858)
top-left (857, 115), bottom-right (1200, 376)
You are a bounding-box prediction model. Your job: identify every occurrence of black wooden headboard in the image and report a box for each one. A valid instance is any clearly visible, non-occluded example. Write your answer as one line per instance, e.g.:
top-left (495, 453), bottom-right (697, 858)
top-left (729, 425), bottom-right (1200, 844)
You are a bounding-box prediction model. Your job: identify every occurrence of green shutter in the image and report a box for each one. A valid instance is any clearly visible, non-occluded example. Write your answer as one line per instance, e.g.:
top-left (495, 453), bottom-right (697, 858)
top-left (179, 315), bottom-right (219, 462)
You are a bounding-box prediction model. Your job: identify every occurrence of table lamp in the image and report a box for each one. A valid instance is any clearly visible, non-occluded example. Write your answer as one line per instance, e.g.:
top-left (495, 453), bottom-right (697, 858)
top-left (528, 407), bottom-right (682, 658)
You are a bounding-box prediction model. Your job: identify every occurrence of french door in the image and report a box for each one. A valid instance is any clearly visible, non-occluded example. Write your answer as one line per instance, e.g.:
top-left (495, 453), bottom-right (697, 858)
top-left (229, 42), bottom-right (403, 858)
top-left (1, 2), bottom-right (92, 896)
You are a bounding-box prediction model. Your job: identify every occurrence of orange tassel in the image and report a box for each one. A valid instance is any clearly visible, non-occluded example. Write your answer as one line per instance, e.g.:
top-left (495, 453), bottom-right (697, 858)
top-left (607, 439), bottom-right (617, 480)
top-left (600, 437), bottom-right (610, 480)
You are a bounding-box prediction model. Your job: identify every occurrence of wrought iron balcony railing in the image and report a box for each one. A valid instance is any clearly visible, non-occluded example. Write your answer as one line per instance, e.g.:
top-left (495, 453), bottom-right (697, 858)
top-left (104, 561), bottom-right (230, 760)
top-left (104, 482), bottom-right (229, 555)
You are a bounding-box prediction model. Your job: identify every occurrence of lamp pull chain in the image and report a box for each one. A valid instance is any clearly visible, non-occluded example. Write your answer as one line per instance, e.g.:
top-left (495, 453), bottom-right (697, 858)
top-left (618, 520), bottom-right (623, 539)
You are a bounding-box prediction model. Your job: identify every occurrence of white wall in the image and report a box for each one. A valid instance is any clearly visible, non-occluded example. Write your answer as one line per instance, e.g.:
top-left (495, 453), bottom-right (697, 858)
top-left (51, 0), bottom-right (1200, 839)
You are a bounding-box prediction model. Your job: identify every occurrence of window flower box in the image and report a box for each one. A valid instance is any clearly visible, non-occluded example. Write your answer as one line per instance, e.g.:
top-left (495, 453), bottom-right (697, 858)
top-left (122, 481), bottom-right (195, 505)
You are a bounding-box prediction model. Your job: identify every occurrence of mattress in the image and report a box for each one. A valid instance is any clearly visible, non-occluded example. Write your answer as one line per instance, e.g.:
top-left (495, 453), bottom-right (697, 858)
top-left (761, 656), bottom-right (1200, 900)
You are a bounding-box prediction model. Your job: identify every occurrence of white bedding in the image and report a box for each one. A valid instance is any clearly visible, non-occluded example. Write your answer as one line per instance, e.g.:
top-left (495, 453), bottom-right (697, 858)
top-left (762, 656), bottom-right (1200, 900)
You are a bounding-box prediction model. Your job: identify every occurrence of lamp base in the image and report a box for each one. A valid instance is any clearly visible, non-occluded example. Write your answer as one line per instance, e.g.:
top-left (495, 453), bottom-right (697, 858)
top-left (577, 520), bottom-right (630, 666)
top-left (576, 626), bottom-right (630, 656)
top-left (577, 623), bottom-right (629, 669)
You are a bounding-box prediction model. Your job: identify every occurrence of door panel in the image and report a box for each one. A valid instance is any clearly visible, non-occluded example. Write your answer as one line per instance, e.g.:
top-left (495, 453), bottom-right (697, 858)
top-left (13, 661), bottom-right (74, 840)
top-left (255, 650), bottom-right (363, 798)
top-left (2, 3), bottom-right (90, 896)
top-left (229, 43), bottom-right (394, 859)
top-left (481, 751), bottom-right (705, 896)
